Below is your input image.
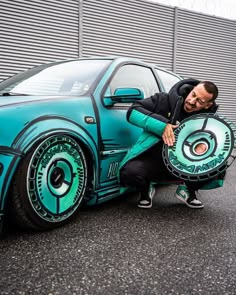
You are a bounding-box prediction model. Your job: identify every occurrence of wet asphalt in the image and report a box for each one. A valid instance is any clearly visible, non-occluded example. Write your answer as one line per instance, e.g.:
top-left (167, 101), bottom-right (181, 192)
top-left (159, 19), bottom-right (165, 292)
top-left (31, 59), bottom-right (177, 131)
top-left (0, 164), bottom-right (236, 295)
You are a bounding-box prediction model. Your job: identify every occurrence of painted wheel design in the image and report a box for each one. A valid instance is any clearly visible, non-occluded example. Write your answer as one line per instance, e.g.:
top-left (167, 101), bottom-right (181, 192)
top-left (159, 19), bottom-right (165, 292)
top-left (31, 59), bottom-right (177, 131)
top-left (11, 135), bottom-right (88, 230)
top-left (163, 114), bottom-right (235, 181)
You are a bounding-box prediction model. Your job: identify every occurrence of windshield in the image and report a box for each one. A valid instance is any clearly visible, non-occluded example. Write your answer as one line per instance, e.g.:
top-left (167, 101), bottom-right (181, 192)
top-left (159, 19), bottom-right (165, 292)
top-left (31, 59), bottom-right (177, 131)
top-left (0, 59), bottom-right (112, 96)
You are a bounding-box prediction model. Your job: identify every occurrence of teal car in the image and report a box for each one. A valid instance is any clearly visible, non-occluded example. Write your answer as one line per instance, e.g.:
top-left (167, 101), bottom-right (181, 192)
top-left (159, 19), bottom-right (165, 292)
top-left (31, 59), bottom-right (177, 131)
top-left (0, 56), bottom-right (181, 232)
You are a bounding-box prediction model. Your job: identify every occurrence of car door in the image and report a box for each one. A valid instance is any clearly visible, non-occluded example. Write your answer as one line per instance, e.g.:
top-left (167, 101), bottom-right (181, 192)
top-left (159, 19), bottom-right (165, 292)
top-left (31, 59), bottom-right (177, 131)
top-left (98, 63), bottom-right (161, 186)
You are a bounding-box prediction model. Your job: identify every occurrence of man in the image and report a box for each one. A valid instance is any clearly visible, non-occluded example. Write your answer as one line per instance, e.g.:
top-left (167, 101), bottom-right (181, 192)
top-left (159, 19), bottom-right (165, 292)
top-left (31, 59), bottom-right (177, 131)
top-left (119, 78), bottom-right (224, 209)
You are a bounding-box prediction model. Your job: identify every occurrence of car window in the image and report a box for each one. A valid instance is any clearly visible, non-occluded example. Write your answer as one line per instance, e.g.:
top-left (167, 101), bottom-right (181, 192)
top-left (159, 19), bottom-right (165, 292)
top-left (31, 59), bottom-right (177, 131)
top-left (155, 68), bottom-right (181, 92)
top-left (105, 64), bottom-right (160, 99)
top-left (0, 59), bottom-right (111, 96)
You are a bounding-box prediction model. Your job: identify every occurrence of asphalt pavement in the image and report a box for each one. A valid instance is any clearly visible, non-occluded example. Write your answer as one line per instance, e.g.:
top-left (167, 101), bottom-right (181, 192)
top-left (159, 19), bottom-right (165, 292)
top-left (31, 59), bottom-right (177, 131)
top-left (0, 164), bottom-right (236, 295)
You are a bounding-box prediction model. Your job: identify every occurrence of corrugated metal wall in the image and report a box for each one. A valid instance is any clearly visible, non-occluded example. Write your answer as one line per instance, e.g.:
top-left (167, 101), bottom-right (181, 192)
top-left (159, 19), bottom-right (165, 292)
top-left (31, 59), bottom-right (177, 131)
top-left (81, 0), bottom-right (236, 122)
top-left (175, 8), bottom-right (236, 122)
top-left (0, 0), bottom-right (79, 82)
top-left (0, 0), bottom-right (235, 122)
top-left (81, 0), bottom-right (174, 69)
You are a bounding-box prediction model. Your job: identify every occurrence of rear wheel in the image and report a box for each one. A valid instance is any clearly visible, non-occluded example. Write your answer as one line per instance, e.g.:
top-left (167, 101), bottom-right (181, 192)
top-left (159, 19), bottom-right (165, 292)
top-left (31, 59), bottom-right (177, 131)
top-left (10, 135), bottom-right (88, 230)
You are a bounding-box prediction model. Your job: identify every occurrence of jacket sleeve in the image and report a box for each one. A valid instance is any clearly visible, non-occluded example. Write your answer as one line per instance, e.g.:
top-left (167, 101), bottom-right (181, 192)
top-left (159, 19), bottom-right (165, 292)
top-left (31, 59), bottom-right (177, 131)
top-left (126, 93), bottom-right (170, 137)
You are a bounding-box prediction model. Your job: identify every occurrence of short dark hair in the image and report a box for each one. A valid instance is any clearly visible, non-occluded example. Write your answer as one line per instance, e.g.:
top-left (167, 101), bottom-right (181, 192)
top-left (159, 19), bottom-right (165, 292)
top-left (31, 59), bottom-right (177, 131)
top-left (200, 81), bottom-right (218, 101)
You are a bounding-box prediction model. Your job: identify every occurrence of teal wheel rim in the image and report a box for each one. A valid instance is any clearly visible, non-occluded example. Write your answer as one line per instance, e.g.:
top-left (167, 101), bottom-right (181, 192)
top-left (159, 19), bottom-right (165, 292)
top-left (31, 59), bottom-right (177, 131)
top-left (163, 114), bottom-right (234, 181)
top-left (27, 135), bottom-right (87, 222)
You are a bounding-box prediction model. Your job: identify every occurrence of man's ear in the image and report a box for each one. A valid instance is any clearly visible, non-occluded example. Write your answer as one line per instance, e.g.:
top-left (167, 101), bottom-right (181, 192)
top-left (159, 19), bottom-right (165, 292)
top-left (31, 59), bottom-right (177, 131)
top-left (205, 102), bottom-right (213, 109)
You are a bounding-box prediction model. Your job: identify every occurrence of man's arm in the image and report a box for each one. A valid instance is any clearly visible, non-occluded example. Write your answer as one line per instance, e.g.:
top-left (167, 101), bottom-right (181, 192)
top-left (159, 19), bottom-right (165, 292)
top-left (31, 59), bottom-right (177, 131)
top-left (126, 93), bottom-right (171, 137)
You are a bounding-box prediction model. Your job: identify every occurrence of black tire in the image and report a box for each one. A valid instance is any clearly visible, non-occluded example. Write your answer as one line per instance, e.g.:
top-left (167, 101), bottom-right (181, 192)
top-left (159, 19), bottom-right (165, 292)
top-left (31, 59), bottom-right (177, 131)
top-left (9, 135), bottom-right (88, 230)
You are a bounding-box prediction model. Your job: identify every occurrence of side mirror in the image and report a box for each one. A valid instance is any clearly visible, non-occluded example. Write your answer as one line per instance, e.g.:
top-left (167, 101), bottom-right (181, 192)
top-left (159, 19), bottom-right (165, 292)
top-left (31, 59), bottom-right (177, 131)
top-left (103, 87), bottom-right (144, 106)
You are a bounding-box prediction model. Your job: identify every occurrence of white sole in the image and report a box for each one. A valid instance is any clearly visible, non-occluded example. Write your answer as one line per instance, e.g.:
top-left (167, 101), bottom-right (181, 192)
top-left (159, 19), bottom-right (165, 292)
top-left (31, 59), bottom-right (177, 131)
top-left (175, 194), bottom-right (204, 209)
top-left (137, 204), bottom-right (152, 209)
top-left (138, 200), bottom-right (152, 209)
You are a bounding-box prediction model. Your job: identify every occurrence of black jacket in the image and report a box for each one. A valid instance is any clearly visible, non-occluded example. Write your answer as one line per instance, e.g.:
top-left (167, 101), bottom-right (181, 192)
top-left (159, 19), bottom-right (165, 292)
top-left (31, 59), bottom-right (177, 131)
top-left (127, 78), bottom-right (218, 126)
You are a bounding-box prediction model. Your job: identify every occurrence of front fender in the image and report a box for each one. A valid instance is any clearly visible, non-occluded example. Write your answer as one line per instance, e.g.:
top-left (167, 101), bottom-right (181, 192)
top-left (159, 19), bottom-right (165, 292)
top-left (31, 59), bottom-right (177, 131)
top-left (0, 116), bottom-right (99, 212)
top-left (12, 115), bottom-right (98, 156)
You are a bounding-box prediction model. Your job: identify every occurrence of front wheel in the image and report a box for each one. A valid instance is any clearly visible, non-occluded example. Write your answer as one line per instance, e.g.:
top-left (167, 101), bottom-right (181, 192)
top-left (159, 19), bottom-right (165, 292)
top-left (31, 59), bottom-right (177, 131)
top-left (10, 135), bottom-right (88, 230)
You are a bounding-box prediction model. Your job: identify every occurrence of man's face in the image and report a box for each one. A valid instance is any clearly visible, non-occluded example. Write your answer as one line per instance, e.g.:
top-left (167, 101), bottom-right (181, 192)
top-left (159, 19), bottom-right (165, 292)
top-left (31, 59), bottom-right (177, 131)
top-left (184, 83), bottom-right (214, 113)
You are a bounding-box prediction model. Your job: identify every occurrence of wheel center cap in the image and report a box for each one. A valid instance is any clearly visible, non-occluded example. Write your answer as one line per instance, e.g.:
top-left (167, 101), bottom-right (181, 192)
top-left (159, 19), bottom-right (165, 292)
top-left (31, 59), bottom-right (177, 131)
top-left (50, 167), bottom-right (65, 188)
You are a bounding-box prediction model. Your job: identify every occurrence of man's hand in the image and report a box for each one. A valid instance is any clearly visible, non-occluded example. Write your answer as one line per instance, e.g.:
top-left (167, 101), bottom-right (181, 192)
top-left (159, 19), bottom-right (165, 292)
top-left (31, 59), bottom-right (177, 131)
top-left (195, 143), bottom-right (207, 154)
top-left (162, 123), bottom-right (179, 146)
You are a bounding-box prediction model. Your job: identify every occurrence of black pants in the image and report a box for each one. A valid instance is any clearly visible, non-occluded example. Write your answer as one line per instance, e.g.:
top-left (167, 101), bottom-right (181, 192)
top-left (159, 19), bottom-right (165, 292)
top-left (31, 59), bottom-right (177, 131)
top-left (120, 143), bottom-right (211, 197)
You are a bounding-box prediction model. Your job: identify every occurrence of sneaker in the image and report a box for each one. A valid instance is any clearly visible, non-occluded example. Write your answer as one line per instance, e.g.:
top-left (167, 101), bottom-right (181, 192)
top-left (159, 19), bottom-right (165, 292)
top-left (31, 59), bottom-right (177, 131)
top-left (138, 185), bottom-right (156, 209)
top-left (175, 184), bottom-right (204, 209)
